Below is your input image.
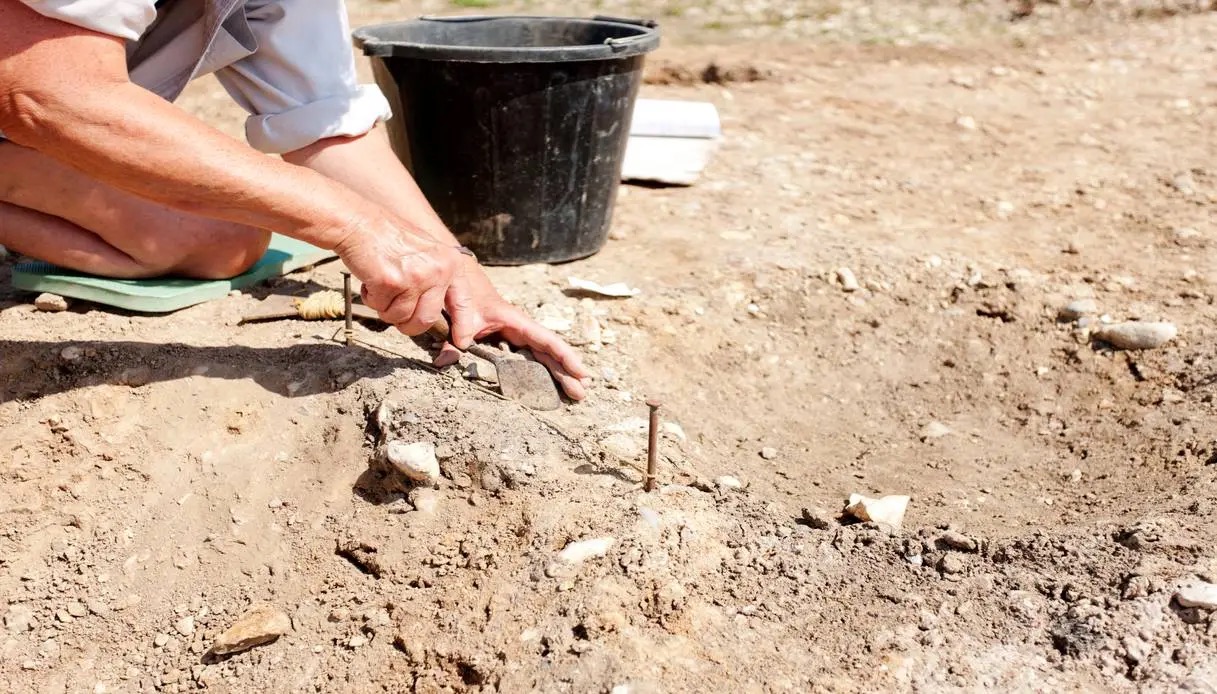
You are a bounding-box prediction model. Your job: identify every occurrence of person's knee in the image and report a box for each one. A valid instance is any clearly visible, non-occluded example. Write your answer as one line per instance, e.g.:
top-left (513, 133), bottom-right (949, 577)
top-left (173, 225), bottom-right (272, 280)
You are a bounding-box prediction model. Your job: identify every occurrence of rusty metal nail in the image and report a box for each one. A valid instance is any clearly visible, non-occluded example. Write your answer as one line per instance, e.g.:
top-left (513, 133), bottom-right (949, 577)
top-left (342, 272), bottom-right (354, 347)
top-left (645, 399), bottom-right (661, 492)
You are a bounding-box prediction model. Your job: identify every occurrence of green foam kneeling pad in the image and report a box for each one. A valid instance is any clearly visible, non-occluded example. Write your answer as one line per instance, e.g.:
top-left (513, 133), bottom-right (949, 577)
top-left (11, 234), bottom-right (335, 314)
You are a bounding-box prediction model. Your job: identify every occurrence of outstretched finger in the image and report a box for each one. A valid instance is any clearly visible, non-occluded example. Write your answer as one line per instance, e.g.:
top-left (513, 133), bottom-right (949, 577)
top-left (501, 319), bottom-right (591, 382)
top-left (530, 349), bottom-right (588, 402)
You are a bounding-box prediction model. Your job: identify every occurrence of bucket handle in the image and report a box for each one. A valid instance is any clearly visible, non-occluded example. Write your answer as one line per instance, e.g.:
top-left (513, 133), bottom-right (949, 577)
top-left (592, 16), bottom-right (659, 29)
top-left (593, 16), bottom-right (659, 52)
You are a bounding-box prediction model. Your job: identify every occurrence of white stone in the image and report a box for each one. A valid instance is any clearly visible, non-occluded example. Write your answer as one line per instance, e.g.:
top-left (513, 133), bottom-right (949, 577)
top-left (836, 267), bottom-right (860, 292)
top-left (568, 277), bottom-right (640, 298)
top-left (1092, 322), bottom-right (1177, 350)
top-left (845, 494), bottom-right (911, 529)
top-left (662, 422), bottom-right (687, 441)
top-left (921, 422), bottom-right (951, 440)
top-left (556, 538), bottom-right (615, 565)
top-left (174, 616), bottom-right (195, 637)
top-left (385, 441), bottom-right (441, 485)
top-left (760, 447), bottom-right (778, 460)
top-left (1176, 582), bottom-right (1217, 611)
top-left (600, 432), bottom-right (644, 460)
top-left (1059, 299), bottom-right (1098, 321)
top-left (408, 488), bottom-right (440, 515)
top-left (715, 476), bottom-right (744, 491)
top-left (60, 346), bottom-right (83, 361)
top-left (34, 293), bottom-right (69, 312)
top-left (955, 115), bottom-right (977, 130)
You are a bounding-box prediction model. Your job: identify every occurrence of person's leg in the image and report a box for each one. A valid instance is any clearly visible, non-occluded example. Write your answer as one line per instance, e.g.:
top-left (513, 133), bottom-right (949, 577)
top-left (0, 141), bottom-right (271, 280)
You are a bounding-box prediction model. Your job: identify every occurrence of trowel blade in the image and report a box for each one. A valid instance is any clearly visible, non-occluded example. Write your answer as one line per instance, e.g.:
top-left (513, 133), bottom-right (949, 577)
top-left (495, 359), bottom-right (562, 411)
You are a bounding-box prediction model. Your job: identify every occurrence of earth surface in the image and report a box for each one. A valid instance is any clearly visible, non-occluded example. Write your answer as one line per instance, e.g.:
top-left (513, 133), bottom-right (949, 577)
top-left (3, 0), bottom-right (1217, 692)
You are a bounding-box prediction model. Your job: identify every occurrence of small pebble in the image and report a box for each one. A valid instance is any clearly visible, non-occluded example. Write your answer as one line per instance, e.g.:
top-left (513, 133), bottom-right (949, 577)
top-left (384, 441), bottom-right (441, 485)
top-left (1092, 322), bottom-right (1177, 350)
top-left (715, 476), bottom-right (744, 491)
top-left (1173, 173), bottom-right (1198, 196)
top-left (408, 488), bottom-right (440, 515)
top-left (267, 498), bottom-right (283, 510)
top-left (60, 346), bottom-right (83, 361)
top-left (845, 494), bottom-right (910, 529)
top-left (1175, 582), bottom-right (1217, 611)
top-left (662, 422), bottom-right (687, 441)
top-left (174, 616), bottom-right (195, 637)
top-left (153, 634), bottom-right (170, 648)
top-left (835, 267), bottom-right (860, 292)
top-left (955, 115), bottom-right (977, 130)
top-left (801, 507), bottom-right (834, 530)
top-left (347, 635), bottom-right (367, 649)
top-left (921, 421), bottom-right (951, 440)
top-left (938, 531), bottom-right (978, 552)
top-left (1059, 299), bottom-right (1098, 322)
top-left (34, 293), bottom-right (70, 313)
top-left (210, 604), bottom-right (292, 656)
top-left (939, 554), bottom-right (966, 575)
top-left (547, 538), bottom-right (616, 577)
top-left (760, 447), bottom-right (778, 460)
top-left (464, 361), bottom-right (498, 384)
top-left (66, 602), bottom-right (88, 618)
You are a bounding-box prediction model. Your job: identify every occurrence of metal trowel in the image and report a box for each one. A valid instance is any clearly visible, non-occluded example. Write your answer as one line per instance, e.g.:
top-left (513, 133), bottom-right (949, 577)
top-left (427, 318), bottom-right (562, 412)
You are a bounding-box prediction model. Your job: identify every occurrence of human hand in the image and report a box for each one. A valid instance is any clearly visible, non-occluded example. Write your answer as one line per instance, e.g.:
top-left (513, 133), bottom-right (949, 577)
top-left (334, 220), bottom-right (469, 337)
top-left (433, 259), bottom-right (591, 401)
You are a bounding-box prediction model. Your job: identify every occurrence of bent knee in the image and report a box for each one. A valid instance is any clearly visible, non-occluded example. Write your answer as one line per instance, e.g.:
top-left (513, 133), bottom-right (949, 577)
top-left (171, 227), bottom-right (272, 280)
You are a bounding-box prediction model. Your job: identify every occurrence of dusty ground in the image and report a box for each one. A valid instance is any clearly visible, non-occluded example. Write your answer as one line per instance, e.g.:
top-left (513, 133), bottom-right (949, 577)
top-left (4, 0), bottom-right (1217, 692)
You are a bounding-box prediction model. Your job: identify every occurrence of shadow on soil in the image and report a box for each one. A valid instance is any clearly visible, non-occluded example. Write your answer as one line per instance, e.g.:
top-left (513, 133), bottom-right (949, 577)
top-left (0, 339), bottom-right (428, 402)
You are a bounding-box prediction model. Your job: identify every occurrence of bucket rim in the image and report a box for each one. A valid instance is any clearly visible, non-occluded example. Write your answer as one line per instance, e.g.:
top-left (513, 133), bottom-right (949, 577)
top-left (352, 15), bottom-right (661, 63)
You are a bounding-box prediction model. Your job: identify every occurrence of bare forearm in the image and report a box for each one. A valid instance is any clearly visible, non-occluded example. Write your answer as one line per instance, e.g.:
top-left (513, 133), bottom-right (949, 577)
top-left (2, 82), bottom-right (374, 249)
top-left (283, 128), bottom-right (461, 246)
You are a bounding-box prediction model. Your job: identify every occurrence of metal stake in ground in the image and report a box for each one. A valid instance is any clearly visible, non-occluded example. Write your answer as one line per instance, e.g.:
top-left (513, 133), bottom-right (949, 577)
top-left (645, 399), bottom-right (661, 492)
top-left (342, 272), bottom-right (354, 347)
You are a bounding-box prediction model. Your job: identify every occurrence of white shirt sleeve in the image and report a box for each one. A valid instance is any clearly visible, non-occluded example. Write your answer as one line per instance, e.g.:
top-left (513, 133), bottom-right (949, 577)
top-left (213, 0), bottom-right (392, 155)
top-left (18, 0), bottom-right (157, 42)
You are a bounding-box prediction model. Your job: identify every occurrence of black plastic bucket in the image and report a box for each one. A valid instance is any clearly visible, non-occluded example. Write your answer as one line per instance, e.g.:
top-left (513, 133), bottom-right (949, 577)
top-left (353, 16), bottom-right (660, 265)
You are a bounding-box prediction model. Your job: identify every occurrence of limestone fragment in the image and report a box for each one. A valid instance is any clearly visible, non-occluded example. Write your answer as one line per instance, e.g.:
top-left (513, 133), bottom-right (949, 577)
top-left (210, 604), bottom-right (292, 656)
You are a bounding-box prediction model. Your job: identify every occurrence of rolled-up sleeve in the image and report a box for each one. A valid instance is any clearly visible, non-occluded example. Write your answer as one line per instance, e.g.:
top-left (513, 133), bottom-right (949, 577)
top-left (18, 0), bottom-right (156, 41)
top-left (214, 0), bottom-right (391, 154)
